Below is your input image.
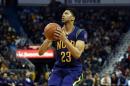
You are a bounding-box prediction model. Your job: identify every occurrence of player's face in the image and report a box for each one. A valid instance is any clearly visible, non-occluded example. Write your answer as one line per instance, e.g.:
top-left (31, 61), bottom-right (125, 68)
top-left (62, 10), bottom-right (75, 23)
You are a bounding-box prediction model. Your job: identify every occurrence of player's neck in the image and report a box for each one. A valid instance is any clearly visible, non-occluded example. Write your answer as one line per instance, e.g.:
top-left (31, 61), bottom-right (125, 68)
top-left (64, 22), bottom-right (74, 33)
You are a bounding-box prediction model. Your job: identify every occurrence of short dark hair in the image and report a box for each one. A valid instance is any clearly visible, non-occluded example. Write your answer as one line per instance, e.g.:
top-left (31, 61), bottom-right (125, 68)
top-left (66, 8), bottom-right (77, 17)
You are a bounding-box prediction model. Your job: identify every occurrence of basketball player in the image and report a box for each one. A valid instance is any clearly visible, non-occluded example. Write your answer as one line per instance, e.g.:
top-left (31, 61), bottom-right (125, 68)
top-left (38, 8), bottom-right (87, 86)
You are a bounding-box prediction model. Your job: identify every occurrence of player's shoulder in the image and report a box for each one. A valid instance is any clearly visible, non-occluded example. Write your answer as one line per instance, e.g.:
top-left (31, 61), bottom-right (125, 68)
top-left (74, 26), bottom-right (87, 41)
top-left (75, 26), bottom-right (87, 35)
top-left (75, 26), bottom-right (86, 32)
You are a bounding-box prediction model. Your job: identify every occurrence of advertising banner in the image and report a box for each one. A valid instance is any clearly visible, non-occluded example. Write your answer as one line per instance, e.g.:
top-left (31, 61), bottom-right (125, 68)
top-left (16, 49), bottom-right (54, 59)
top-left (66, 0), bottom-right (130, 6)
top-left (18, 0), bottom-right (64, 5)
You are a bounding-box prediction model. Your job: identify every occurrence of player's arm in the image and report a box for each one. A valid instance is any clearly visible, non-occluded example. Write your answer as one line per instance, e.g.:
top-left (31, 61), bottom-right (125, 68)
top-left (38, 39), bottom-right (52, 55)
top-left (63, 39), bottom-right (85, 59)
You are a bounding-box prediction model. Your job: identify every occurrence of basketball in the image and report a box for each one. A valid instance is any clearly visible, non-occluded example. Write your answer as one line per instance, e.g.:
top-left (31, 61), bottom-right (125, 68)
top-left (44, 23), bottom-right (61, 40)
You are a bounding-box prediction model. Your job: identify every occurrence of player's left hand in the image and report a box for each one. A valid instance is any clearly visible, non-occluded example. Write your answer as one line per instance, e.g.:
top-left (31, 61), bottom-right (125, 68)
top-left (54, 27), bottom-right (67, 41)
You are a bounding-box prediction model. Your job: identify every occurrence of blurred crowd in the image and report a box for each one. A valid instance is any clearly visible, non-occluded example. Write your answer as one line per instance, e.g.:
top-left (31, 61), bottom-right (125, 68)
top-left (0, 0), bottom-right (130, 85)
top-left (0, 6), bottom-right (31, 69)
top-left (0, 7), bottom-right (35, 86)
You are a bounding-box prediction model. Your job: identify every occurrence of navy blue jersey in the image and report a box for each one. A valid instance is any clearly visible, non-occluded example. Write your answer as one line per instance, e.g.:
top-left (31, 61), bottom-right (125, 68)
top-left (53, 26), bottom-right (87, 68)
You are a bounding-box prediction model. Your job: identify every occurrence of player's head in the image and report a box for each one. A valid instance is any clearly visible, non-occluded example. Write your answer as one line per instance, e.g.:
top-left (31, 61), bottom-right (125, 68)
top-left (62, 8), bottom-right (76, 23)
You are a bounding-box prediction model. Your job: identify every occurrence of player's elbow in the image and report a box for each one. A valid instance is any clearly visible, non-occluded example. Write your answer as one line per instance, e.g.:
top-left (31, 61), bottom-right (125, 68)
top-left (74, 53), bottom-right (81, 59)
top-left (38, 52), bottom-right (43, 56)
top-left (38, 50), bottom-right (44, 56)
top-left (72, 50), bottom-right (83, 59)
top-left (75, 55), bottom-right (80, 59)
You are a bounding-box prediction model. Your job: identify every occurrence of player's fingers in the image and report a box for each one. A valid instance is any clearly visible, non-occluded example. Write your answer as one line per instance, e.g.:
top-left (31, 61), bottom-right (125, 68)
top-left (54, 36), bottom-right (60, 40)
top-left (56, 26), bottom-right (61, 30)
top-left (54, 32), bottom-right (60, 36)
top-left (54, 33), bottom-right (60, 40)
top-left (54, 31), bottom-right (61, 38)
top-left (54, 30), bottom-right (61, 35)
top-left (56, 28), bottom-right (62, 33)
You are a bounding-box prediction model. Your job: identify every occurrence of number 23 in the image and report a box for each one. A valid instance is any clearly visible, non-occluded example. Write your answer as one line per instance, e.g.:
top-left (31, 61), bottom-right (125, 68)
top-left (61, 51), bottom-right (71, 62)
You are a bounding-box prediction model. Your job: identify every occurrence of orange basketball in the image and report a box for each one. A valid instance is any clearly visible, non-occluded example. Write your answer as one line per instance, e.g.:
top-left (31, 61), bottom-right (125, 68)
top-left (44, 23), bottom-right (61, 40)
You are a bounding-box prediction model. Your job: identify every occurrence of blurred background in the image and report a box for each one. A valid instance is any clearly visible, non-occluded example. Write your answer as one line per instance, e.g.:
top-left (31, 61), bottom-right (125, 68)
top-left (0, 0), bottom-right (130, 86)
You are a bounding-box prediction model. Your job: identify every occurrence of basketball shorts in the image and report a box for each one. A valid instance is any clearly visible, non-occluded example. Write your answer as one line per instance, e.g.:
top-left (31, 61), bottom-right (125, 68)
top-left (48, 67), bottom-right (82, 86)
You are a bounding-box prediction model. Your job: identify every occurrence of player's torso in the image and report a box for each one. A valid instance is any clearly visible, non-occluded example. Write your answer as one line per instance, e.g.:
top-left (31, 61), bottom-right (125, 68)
top-left (53, 26), bottom-right (82, 68)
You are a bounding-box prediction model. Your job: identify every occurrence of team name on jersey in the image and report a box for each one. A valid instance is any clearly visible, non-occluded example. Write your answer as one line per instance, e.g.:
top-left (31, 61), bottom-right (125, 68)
top-left (57, 40), bottom-right (75, 50)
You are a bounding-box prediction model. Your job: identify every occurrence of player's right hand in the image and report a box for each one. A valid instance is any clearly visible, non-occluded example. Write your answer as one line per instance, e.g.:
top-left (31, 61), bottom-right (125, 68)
top-left (54, 27), bottom-right (66, 41)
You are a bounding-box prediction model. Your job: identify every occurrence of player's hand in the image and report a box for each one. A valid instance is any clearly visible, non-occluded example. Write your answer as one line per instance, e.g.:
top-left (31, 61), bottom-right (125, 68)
top-left (54, 27), bottom-right (66, 41)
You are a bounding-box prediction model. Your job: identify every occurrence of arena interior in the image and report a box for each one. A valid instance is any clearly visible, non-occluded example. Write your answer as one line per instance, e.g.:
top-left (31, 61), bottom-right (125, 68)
top-left (0, 0), bottom-right (130, 86)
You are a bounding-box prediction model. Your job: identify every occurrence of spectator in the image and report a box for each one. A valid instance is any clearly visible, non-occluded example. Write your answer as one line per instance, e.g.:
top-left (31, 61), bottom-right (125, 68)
top-left (93, 73), bottom-right (100, 86)
top-left (101, 72), bottom-right (111, 86)
top-left (23, 71), bottom-right (35, 86)
top-left (0, 62), bottom-right (8, 73)
top-left (111, 73), bottom-right (118, 86)
top-left (38, 74), bottom-right (47, 86)
top-left (84, 71), bottom-right (94, 86)
top-left (117, 73), bottom-right (128, 86)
